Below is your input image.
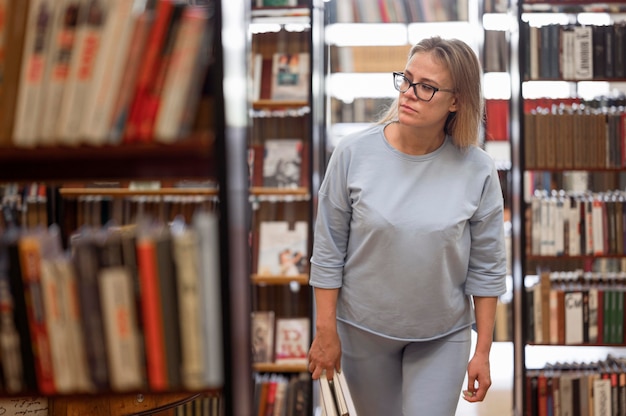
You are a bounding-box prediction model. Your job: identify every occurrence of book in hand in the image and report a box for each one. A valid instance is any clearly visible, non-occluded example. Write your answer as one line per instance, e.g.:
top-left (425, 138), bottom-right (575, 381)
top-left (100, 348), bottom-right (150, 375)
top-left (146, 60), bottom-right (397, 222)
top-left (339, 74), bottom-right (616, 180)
top-left (319, 369), bottom-right (358, 416)
top-left (270, 52), bottom-right (309, 102)
top-left (274, 317), bottom-right (309, 365)
top-left (262, 138), bottom-right (303, 188)
top-left (257, 221), bottom-right (307, 276)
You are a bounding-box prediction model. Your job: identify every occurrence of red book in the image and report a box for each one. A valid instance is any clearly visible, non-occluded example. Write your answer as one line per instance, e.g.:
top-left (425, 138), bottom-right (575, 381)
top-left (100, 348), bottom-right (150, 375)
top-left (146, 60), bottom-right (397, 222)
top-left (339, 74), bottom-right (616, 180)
top-left (123, 0), bottom-right (176, 143)
top-left (485, 99), bottom-right (509, 141)
top-left (135, 1), bottom-right (186, 142)
top-left (18, 235), bottom-right (56, 395)
top-left (136, 236), bottom-right (168, 391)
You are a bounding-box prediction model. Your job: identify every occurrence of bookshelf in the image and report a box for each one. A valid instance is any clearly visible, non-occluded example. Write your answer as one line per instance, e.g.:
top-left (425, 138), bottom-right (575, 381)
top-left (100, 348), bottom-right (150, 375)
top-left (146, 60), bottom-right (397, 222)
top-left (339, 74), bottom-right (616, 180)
top-left (0, 0), bottom-right (252, 415)
top-left (248, 0), bottom-right (325, 414)
top-left (511, 0), bottom-right (626, 414)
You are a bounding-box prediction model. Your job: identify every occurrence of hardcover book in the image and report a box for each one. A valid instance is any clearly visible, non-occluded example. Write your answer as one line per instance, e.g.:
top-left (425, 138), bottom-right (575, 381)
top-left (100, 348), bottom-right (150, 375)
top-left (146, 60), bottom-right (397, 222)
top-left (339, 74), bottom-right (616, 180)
top-left (270, 52), bottom-right (309, 102)
top-left (257, 221), bottom-right (307, 276)
top-left (262, 138), bottom-right (303, 188)
top-left (274, 317), bottom-right (309, 365)
top-left (251, 310), bottom-right (275, 363)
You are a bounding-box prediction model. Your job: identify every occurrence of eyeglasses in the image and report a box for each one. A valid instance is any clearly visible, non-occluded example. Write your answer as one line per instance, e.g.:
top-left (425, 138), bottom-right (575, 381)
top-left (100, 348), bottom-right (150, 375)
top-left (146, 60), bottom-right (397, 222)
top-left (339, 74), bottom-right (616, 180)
top-left (392, 72), bottom-right (455, 102)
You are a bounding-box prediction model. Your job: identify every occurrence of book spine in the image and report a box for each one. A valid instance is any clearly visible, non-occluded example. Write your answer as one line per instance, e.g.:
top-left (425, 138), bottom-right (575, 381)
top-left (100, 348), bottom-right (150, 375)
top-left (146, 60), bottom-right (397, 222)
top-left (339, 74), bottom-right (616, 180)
top-left (123, 0), bottom-right (175, 143)
top-left (81, 0), bottom-right (135, 144)
top-left (18, 236), bottom-right (56, 394)
top-left (12, 0), bottom-right (55, 147)
top-left (136, 237), bottom-right (168, 391)
top-left (98, 266), bottom-right (144, 391)
top-left (154, 6), bottom-right (209, 143)
top-left (39, 0), bottom-right (81, 145)
top-left (56, 0), bottom-right (108, 145)
top-left (0, 0), bottom-right (30, 146)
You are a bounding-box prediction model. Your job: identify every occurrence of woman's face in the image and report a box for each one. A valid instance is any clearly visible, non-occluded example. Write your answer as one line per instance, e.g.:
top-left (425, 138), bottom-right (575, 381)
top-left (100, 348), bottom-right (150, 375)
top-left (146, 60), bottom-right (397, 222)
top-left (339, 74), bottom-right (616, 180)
top-left (396, 51), bottom-right (457, 131)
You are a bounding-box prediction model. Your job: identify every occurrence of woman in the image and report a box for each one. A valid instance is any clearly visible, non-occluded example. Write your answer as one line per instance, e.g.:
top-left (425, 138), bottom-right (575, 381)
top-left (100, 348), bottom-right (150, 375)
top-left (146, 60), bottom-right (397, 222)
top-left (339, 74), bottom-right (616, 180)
top-left (308, 36), bottom-right (507, 415)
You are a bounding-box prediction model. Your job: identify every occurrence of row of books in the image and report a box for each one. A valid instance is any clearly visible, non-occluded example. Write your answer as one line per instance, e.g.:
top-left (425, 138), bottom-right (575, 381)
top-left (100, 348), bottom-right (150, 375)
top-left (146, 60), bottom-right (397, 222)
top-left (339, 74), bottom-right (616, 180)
top-left (327, 0), bottom-right (468, 23)
top-left (523, 171), bottom-right (626, 206)
top-left (254, 373), bottom-right (311, 416)
top-left (0, 0), bottom-right (214, 148)
top-left (527, 271), bottom-right (626, 345)
top-left (521, 22), bottom-right (626, 80)
top-left (251, 311), bottom-right (310, 365)
top-left (174, 394), bottom-right (221, 416)
top-left (526, 355), bottom-right (626, 416)
top-left (524, 109), bottom-right (626, 170)
top-left (0, 212), bottom-right (223, 395)
top-left (528, 190), bottom-right (626, 257)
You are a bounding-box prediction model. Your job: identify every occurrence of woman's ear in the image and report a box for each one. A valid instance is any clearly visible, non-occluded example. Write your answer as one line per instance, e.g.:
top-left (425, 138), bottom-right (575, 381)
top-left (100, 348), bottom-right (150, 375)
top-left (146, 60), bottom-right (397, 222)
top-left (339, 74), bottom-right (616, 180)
top-left (448, 97), bottom-right (458, 113)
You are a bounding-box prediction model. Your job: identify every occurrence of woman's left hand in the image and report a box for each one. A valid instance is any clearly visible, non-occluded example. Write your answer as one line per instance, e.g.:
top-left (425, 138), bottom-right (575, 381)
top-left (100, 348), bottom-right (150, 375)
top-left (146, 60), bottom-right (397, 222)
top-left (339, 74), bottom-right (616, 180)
top-left (462, 351), bottom-right (492, 402)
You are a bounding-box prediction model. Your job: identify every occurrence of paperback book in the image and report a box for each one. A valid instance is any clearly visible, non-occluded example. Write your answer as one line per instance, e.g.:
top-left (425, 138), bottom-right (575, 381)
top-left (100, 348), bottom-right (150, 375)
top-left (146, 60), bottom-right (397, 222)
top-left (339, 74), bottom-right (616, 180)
top-left (257, 221), bottom-right (307, 276)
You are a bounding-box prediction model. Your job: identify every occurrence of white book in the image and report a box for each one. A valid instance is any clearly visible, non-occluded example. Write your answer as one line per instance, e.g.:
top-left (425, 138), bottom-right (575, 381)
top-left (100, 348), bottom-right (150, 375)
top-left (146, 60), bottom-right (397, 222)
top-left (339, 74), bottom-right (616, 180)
top-left (574, 25), bottom-right (593, 80)
top-left (257, 221), bottom-right (307, 276)
top-left (12, 0), bottom-right (57, 147)
top-left (274, 317), bottom-right (309, 365)
top-left (172, 227), bottom-right (206, 389)
top-left (81, 0), bottom-right (136, 144)
top-left (98, 266), bottom-right (143, 391)
top-left (335, 370), bottom-right (358, 416)
top-left (564, 291), bottom-right (584, 345)
top-left (593, 377), bottom-right (612, 416)
top-left (40, 259), bottom-right (75, 393)
top-left (591, 197), bottom-right (605, 255)
top-left (560, 26), bottom-right (575, 79)
top-left (319, 375), bottom-right (338, 416)
top-left (39, 0), bottom-right (83, 145)
top-left (529, 25), bottom-right (539, 80)
top-left (154, 5), bottom-right (210, 143)
top-left (588, 287), bottom-right (599, 344)
top-left (56, 0), bottom-right (107, 145)
top-left (193, 211), bottom-right (224, 387)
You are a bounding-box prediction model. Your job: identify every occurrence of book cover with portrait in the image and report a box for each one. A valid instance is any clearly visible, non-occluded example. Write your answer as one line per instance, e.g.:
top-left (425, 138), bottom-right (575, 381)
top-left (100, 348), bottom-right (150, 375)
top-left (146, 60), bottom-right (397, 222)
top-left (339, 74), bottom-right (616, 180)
top-left (257, 221), bottom-right (308, 276)
top-left (262, 138), bottom-right (303, 188)
top-left (251, 310), bottom-right (275, 363)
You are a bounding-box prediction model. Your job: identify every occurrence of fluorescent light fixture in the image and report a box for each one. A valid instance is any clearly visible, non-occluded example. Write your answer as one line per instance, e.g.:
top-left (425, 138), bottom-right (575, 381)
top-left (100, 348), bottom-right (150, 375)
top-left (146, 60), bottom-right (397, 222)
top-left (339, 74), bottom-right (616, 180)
top-left (484, 73), bottom-right (511, 100)
top-left (327, 73), bottom-right (397, 100)
top-left (483, 13), bottom-right (514, 31)
top-left (407, 22), bottom-right (479, 52)
top-left (325, 23), bottom-right (408, 46)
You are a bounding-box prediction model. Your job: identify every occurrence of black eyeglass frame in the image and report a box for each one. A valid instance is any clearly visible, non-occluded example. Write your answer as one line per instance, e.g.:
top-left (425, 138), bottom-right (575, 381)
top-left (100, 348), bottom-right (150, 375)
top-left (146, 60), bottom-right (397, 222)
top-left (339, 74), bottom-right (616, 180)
top-left (392, 71), bottom-right (456, 102)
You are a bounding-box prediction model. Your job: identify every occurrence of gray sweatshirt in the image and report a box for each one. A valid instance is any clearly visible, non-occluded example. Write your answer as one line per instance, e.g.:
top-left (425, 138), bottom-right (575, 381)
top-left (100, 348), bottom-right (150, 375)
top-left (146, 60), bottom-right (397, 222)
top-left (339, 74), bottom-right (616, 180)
top-left (309, 123), bottom-right (507, 340)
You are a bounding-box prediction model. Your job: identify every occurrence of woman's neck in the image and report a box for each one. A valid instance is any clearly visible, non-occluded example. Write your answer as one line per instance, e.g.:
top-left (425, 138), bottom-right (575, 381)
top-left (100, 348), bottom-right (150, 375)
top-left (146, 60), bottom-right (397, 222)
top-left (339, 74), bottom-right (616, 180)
top-left (384, 122), bottom-right (445, 156)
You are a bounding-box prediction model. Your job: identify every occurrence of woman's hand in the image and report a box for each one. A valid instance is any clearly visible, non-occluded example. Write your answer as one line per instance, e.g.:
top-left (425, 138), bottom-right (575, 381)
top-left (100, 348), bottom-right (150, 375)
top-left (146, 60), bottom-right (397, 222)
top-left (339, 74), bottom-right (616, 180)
top-left (462, 351), bottom-right (492, 402)
top-left (308, 327), bottom-right (342, 380)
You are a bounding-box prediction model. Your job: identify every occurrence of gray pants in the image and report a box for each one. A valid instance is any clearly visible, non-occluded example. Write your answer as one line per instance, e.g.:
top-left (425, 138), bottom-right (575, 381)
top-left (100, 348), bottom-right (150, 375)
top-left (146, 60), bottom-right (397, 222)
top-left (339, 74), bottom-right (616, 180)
top-left (338, 321), bottom-right (471, 416)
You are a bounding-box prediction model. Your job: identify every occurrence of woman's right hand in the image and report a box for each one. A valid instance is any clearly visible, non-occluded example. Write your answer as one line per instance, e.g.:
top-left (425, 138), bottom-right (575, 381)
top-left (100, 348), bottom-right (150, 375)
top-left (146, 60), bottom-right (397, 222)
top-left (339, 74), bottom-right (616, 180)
top-left (308, 327), bottom-right (342, 380)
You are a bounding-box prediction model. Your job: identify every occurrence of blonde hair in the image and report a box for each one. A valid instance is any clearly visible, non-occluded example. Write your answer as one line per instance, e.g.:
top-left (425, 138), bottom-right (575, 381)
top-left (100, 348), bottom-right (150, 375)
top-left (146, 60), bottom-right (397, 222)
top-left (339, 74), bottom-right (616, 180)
top-left (378, 37), bottom-right (484, 149)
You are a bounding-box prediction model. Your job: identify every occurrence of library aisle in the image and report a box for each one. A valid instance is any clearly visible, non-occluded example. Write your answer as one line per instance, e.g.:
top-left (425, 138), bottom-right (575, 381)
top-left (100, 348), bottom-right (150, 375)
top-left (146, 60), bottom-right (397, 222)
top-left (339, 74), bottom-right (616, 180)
top-left (455, 335), bottom-right (513, 416)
